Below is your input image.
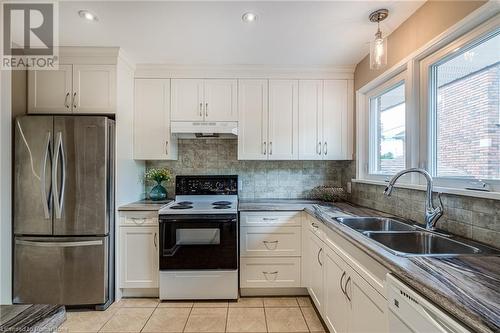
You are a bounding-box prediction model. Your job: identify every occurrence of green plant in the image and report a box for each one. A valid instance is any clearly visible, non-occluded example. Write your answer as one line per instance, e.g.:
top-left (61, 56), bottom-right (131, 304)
top-left (144, 168), bottom-right (172, 185)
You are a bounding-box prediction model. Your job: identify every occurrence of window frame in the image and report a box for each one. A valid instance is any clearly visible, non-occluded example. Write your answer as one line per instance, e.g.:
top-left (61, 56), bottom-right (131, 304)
top-left (358, 69), bottom-right (416, 182)
top-left (356, 9), bottom-right (500, 199)
top-left (420, 19), bottom-right (500, 192)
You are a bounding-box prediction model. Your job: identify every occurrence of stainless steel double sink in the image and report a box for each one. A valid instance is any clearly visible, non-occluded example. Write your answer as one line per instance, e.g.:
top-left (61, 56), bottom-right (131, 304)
top-left (335, 217), bottom-right (483, 257)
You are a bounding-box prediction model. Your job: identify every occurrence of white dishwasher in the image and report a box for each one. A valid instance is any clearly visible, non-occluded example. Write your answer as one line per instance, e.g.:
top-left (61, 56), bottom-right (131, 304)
top-left (386, 274), bottom-right (471, 333)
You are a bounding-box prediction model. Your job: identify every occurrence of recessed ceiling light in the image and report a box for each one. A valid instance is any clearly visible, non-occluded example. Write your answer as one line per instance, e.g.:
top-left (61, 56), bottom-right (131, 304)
top-left (79, 10), bottom-right (98, 22)
top-left (242, 12), bottom-right (257, 23)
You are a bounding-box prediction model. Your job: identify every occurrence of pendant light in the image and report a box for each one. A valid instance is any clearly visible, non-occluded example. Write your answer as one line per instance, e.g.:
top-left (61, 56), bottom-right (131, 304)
top-left (369, 9), bottom-right (389, 70)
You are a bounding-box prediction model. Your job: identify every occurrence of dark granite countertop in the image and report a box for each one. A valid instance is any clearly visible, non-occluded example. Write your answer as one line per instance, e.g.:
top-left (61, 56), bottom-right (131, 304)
top-left (118, 199), bottom-right (172, 211)
top-left (0, 304), bottom-right (66, 333)
top-left (239, 199), bottom-right (500, 333)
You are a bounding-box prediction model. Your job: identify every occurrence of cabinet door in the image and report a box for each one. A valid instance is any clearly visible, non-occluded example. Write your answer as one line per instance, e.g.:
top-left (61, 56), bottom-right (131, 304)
top-left (72, 65), bottom-right (116, 114)
top-left (204, 79), bottom-right (237, 121)
top-left (28, 64), bottom-right (72, 113)
top-left (322, 80), bottom-right (348, 160)
top-left (308, 230), bottom-right (324, 312)
top-left (298, 80), bottom-right (323, 160)
top-left (323, 246), bottom-right (350, 333)
top-left (237, 80), bottom-right (268, 160)
top-left (120, 226), bottom-right (159, 288)
top-left (171, 79), bottom-right (204, 121)
top-left (268, 80), bottom-right (298, 160)
top-left (347, 269), bottom-right (388, 333)
top-left (134, 79), bottom-right (176, 160)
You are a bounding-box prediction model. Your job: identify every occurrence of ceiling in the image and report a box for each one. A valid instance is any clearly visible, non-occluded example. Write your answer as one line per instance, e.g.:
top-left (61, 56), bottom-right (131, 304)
top-left (59, 1), bottom-right (425, 67)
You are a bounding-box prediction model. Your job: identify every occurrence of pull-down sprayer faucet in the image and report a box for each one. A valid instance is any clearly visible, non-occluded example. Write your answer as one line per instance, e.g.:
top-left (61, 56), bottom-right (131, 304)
top-left (384, 168), bottom-right (444, 231)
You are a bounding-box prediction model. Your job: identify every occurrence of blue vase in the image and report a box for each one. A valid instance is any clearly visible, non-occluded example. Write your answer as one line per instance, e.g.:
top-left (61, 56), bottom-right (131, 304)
top-left (149, 182), bottom-right (167, 201)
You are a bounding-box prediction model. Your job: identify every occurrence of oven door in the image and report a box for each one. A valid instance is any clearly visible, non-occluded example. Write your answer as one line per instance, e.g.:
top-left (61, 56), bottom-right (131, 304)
top-left (159, 214), bottom-right (238, 270)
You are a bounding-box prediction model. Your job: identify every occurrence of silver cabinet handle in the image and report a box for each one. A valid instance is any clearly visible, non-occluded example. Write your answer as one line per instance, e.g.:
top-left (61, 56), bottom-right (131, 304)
top-left (16, 239), bottom-right (103, 247)
top-left (340, 271), bottom-right (347, 295)
top-left (263, 240), bottom-right (279, 250)
top-left (318, 142), bottom-right (322, 155)
top-left (262, 217), bottom-right (278, 221)
top-left (205, 102), bottom-right (208, 117)
top-left (52, 132), bottom-right (65, 219)
top-left (165, 141), bottom-right (168, 155)
top-left (199, 102), bottom-right (203, 117)
top-left (263, 141), bottom-right (267, 155)
top-left (269, 142), bottom-right (273, 155)
top-left (154, 232), bottom-right (158, 249)
top-left (64, 93), bottom-right (70, 109)
top-left (40, 132), bottom-right (51, 219)
top-left (72, 92), bottom-right (77, 110)
top-left (263, 271), bottom-right (278, 281)
top-left (324, 142), bottom-right (327, 155)
top-left (129, 217), bottom-right (146, 225)
top-left (317, 248), bottom-right (323, 266)
top-left (344, 276), bottom-right (352, 302)
top-left (311, 222), bottom-right (319, 229)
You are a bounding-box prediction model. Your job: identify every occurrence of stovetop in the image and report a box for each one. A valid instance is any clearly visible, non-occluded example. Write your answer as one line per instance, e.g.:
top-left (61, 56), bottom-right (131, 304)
top-left (159, 195), bottom-right (238, 215)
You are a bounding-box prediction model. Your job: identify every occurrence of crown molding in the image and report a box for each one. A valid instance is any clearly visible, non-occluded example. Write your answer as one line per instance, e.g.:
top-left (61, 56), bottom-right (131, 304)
top-left (134, 64), bottom-right (355, 80)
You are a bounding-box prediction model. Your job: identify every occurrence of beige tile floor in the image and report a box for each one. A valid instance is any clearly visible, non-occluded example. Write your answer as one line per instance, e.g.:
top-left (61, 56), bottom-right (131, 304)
top-left (59, 296), bottom-right (327, 333)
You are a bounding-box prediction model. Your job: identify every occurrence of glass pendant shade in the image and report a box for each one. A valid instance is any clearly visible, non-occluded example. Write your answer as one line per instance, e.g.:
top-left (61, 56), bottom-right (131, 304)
top-left (370, 30), bottom-right (387, 70)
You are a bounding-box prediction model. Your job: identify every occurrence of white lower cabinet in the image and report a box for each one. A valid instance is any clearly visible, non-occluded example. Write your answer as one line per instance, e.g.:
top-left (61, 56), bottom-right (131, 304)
top-left (308, 230), bottom-right (324, 311)
top-left (119, 225), bottom-right (159, 289)
top-left (240, 257), bottom-right (301, 288)
top-left (240, 212), bottom-right (302, 292)
top-left (307, 217), bottom-right (388, 333)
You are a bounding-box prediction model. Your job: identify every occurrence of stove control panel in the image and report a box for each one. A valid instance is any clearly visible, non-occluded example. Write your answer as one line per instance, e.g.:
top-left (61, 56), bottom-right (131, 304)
top-left (175, 175), bottom-right (238, 195)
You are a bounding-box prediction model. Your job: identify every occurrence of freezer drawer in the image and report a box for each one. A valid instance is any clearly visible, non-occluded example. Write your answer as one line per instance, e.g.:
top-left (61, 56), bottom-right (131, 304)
top-left (13, 236), bottom-right (109, 305)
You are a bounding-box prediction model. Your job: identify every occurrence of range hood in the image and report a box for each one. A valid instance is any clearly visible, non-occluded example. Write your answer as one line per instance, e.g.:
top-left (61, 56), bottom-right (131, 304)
top-left (171, 121), bottom-right (238, 139)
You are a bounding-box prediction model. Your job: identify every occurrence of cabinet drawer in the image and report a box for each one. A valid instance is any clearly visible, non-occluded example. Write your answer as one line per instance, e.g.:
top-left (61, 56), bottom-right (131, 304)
top-left (120, 211), bottom-right (159, 226)
top-left (240, 212), bottom-right (302, 227)
top-left (240, 226), bottom-right (301, 257)
top-left (240, 257), bottom-right (301, 288)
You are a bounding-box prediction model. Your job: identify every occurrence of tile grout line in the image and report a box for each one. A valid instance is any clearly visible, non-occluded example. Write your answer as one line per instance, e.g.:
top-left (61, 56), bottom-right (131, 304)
top-left (139, 302), bottom-right (159, 333)
top-left (298, 305), bottom-right (312, 333)
top-left (181, 303), bottom-right (194, 333)
top-left (224, 306), bottom-right (229, 333)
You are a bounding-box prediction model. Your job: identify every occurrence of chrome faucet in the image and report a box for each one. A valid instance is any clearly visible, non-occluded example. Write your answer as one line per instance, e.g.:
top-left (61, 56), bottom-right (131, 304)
top-left (383, 168), bottom-right (444, 231)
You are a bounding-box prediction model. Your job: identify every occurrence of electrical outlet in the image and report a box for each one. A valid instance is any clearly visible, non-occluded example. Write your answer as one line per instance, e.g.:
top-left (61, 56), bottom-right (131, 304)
top-left (346, 182), bottom-right (352, 194)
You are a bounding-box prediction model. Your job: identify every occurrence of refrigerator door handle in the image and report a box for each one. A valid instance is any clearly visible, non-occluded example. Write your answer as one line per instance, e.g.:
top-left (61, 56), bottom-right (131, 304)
top-left (40, 132), bottom-right (51, 219)
top-left (16, 239), bottom-right (103, 247)
top-left (53, 132), bottom-right (66, 219)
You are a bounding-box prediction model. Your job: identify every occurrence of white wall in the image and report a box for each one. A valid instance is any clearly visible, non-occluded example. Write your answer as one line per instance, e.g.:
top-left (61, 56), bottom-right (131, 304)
top-left (0, 69), bottom-right (12, 304)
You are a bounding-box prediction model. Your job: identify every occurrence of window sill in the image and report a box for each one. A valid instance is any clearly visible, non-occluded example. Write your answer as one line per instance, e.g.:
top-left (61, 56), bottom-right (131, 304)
top-left (351, 178), bottom-right (500, 201)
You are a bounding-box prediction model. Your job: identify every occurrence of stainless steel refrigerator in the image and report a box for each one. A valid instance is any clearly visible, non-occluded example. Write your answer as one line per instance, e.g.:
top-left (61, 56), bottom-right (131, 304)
top-left (13, 115), bottom-right (115, 310)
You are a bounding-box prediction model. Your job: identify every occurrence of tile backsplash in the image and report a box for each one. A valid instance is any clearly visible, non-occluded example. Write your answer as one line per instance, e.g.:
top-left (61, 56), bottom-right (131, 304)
top-left (350, 182), bottom-right (500, 249)
top-left (145, 139), bottom-right (352, 199)
top-left (144, 139), bottom-right (499, 249)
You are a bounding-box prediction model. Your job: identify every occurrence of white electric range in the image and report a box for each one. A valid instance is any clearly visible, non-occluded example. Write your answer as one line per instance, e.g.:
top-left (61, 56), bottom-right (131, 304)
top-left (158, 175), bottom-right (238, 300)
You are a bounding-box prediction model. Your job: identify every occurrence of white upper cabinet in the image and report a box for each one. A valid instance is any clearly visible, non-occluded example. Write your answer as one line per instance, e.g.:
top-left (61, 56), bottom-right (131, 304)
top-left (28, 65), bottom-right (73, 114)
top-left (28, 64), bottom-right (117, 114)
top-left (298, 79), bottom-right (353, 160)
top-left (171, 79), bottom-right (204, 121)
top-left (204, 79), bottom-right (237, 121)
top-left (268, 80), bottom-right (299, 160)
top-left (238, 79), bottom-right (269, 160)
top-left (171, 79), bottom-right (237, 122)
top-left (134, 79), bottom-right (177, 160)
top-left (298, 80), bottom-right (323, 160)
top-left (72, 65), bottom-right (117, 114)
top-left (323, 80), bottom-right (351, 160)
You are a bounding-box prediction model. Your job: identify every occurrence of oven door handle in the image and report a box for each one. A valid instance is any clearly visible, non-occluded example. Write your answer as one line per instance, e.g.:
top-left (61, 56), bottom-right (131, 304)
top-left (161, 218), bottom-right (237, 223)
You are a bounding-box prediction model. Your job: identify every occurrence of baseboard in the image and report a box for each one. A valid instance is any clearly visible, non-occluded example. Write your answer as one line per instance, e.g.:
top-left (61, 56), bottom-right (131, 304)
top-left (121, 288), bottom-right (159, 298)
top-left (240, 287), bottom-right (309, 296)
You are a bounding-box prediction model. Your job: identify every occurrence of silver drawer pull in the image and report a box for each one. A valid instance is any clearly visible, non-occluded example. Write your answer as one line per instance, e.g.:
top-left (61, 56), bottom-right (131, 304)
top-left (262, 240), bottom-right (279, 250)
top-left (311, 222), bottom-right (319, 229)
top-left (263, 271), bottom-right (278, 281)
top-left (16, 240), bottom-right (103, 247)
top-left (262, 218), bottom-right (278, 221)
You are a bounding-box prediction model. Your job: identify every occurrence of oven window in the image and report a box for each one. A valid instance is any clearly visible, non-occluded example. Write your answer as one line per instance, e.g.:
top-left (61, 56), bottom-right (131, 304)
top-left (176, 228), bottom-right (220, 245)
